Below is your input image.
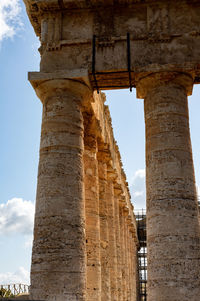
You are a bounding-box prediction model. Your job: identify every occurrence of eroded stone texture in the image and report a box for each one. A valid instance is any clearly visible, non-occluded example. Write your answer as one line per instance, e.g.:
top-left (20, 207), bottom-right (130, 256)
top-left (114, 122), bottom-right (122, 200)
top-left (24, 0), bottom-right (200, 89)
top-left (113, 187), bottom-right (123, 300)
top-left (137, 72), bottom-right (200, 301)
top-left (119, 201), bottom-right (127, 301)
top-left (22, 1), bottom-right (200, 300)
top-left (98, 151), bottom-right (111, 301)
top-left (30, 84), bottom-right (138, 301)
top-left (30, 79), bottom-right (91, 301)
top-left (83, 118), bottom-right (101, 301)
top-left (106, 175), bottom-right (118, 301)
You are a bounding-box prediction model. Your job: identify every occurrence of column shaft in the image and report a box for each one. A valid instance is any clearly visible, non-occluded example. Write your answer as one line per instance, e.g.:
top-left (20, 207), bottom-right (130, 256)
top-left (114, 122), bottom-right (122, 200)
top-left (139, 73), bottom-right (200, 301)
top-left (84, 131), bottom-right (101, 300)
top-left (119, 203), bottom-right (127, 301)
top-left (30, 80), bottom-right (90, 301)
top-left (124, 209), bottom-right (131, 300)
top-left (98, 154), bottom-right (111, 301)
top-left (114, 193), bottom-right (122, 300)
top-left (106, 178), bottom-right (118, 301)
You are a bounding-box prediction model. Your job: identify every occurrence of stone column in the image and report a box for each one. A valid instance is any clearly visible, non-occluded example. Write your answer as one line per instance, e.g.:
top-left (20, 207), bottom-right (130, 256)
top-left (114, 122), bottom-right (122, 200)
top-left (30, 79), bottom-right (91, 301)
top-left (137, 72), bottom-right (200, 301)
top-left (98, 150), bottom-right (111, 301)
top-left (113, 187), bottom-right (123, 301)
top-left (129, 225), bottom-right (139, 301)
top-left (107, 172), bottom-right (118, 301)
top-left (127, 217), bottom-right (135, 301)
top-left (83, 117), bottom-right (101, 301)
top-left (119, 199), bottom-right (127, 301)
top-left (127, 215), bottom-right (133, 300)
top-left (114, 188), bottom-right (123, 301)
top-left (123, 206), bottom-right (131, 300)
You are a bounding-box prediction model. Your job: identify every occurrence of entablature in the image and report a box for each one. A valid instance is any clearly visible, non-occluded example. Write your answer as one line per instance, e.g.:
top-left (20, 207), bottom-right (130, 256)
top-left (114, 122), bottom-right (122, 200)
top-left (24, 0), bottom-right (200, 90)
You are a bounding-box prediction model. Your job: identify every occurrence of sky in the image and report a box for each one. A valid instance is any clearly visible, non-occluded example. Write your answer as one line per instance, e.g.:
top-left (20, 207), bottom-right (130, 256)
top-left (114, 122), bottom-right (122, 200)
top-left (0, 0), bottom-right (200, 286)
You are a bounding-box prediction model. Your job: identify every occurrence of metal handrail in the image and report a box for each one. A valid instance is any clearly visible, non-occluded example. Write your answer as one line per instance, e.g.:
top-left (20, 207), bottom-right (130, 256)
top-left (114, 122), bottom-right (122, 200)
top-left (0, 284), bottom-right (29, 297)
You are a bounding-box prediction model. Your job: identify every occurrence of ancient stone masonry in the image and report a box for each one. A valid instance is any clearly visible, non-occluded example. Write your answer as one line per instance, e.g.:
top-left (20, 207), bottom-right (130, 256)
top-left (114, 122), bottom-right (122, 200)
top-left (23, 0), bottom-right (200, 300)
top-left (137, 72), bottom-right (200, 301)
top-left (29, 78), bottom-right (138, 301)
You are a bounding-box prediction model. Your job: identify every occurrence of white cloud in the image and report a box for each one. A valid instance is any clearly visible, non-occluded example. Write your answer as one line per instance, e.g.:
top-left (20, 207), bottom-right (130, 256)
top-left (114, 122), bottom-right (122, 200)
top-left (0, 198), bottom-right (35, 235)
top-left (197, 185), bottom-right (200, 200)
top-left (130, 169), bottom-right (145, 185)
top-left (129, 169), bottom-right (146, 209)
top-left (133, 190), bottom-right (144, 198)
top-left (24, 235), bottom-right (33, 249)
top-left (0, 267), bottom-right (30, 285)
top-left (0, 0), bottom-right (22, 43)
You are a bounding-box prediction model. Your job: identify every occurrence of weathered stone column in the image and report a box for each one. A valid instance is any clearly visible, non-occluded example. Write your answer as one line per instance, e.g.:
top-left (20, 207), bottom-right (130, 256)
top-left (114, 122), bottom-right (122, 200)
top-left (83, 117), bottom-right (101, 300)
top-left (123, 206), bottom-right (131, 300)
top-left (106, 172), bottom-right (118, 301)
top-left (119, 199), bottom-right (127, 301)
top-left (98, 150), bottom-right (111, 301)
top-left (129, 225), bottom-right (139, 301)
top-left (30, 79), bottom-right (91, 301)
top-left (127, 217), bottom-right (136, 301)
top-left (114, 187), bottom-right (123, 301)
top-left (137, 72), bottom-right (200, 301)
top-left (127, 216), bottom-right (133, 300)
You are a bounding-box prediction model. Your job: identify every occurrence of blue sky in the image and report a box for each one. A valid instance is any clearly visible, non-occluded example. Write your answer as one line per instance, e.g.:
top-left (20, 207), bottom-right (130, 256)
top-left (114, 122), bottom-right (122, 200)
top-left (0, 0), bottom-right (200, 285)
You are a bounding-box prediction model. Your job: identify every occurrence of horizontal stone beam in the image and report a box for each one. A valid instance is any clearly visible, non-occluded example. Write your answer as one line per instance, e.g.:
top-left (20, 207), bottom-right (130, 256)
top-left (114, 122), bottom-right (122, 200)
top-left (24, 0), bottom-right (200, 90)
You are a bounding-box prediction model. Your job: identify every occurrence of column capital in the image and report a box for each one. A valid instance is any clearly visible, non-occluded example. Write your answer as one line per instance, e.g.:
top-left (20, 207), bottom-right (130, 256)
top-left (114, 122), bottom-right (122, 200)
top-left (136, 72), bottom-right (194, 99)
top-left (30, 77), bottom-right (93, 107)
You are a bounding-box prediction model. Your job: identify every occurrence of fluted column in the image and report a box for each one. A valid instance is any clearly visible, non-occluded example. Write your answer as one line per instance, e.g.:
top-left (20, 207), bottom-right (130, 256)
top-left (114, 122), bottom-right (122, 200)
top-left (137, 72), bottom-right (200, 301)
top-left (83, 117), bottom-right (101, 300)
top-left (119, 199), bottom-right (127, 301)
top-left (124, 207), bottom-right (131, 300)
top-left (30, 79), bottom-right (91, 301)
top-left (114, 187), bottom-right (123, 301)
top-left (126, 218), bottom-right (132, 300)
top-left (129, 226), bottom-right (139, 301)
top-left (106, 172), bottom-right (118, 301)
top-left (98, 150), bottom-right (111, 301)
top-left (128, 215), bottom-right (137, 301)
top-left (123, 206), bottom-right (130, 300)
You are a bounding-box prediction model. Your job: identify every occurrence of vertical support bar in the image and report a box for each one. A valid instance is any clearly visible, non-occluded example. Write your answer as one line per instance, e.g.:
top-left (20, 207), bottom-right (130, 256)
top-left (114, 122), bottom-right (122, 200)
top-left (92, 35), bottom-right (99, 94)
top-left (127, 33), bottom-right (132, 92)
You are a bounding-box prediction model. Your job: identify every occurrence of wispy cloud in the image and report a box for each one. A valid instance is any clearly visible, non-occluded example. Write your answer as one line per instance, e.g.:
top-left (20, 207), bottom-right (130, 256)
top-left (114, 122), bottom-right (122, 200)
top-left (0, 198), bottom-right (35, 235)
top-left (0, 0), bottom-right (22, 43)
top-left (197, 185), bottom-right (200, 200)
top-left (0, 267), bottom-right (30, 285)
top-left (130, 169), bottom-right (145, 186)
top-left (129, 169), bottom-right (146, 209)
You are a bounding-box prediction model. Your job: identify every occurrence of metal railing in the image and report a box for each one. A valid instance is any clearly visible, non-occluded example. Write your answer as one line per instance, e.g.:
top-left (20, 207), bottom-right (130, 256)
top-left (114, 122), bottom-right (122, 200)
top-left (0, 284), bottom-right (29, 297)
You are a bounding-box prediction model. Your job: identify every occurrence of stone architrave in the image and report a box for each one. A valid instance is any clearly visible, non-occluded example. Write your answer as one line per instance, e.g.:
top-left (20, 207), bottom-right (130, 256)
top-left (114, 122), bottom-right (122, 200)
top-left (83, 118), bottom-right (101, 301)
top-left (137, 72), bottom-right (200, 301)
top-left (30, 79), bottom-right (92, 301)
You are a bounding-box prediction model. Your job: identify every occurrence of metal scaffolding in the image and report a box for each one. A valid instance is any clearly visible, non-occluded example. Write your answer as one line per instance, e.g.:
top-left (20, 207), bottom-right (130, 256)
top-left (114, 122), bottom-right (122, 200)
top-left (135, 209), bottom-right (147, 301)
top-left (135, 200), bottom-right (200, 301)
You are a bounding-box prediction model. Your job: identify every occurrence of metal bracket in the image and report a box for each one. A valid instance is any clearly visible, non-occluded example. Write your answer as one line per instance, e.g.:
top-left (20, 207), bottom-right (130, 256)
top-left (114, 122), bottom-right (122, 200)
top-left (127, 33), bottom-right (132, 92)
top-left (92, 35), bottom-right (99, 94)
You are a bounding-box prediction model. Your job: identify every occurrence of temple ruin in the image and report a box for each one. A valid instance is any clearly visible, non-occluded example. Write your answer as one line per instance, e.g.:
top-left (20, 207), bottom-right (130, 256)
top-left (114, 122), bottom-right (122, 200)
top-left (23, 0), bottom-right (200, 300)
